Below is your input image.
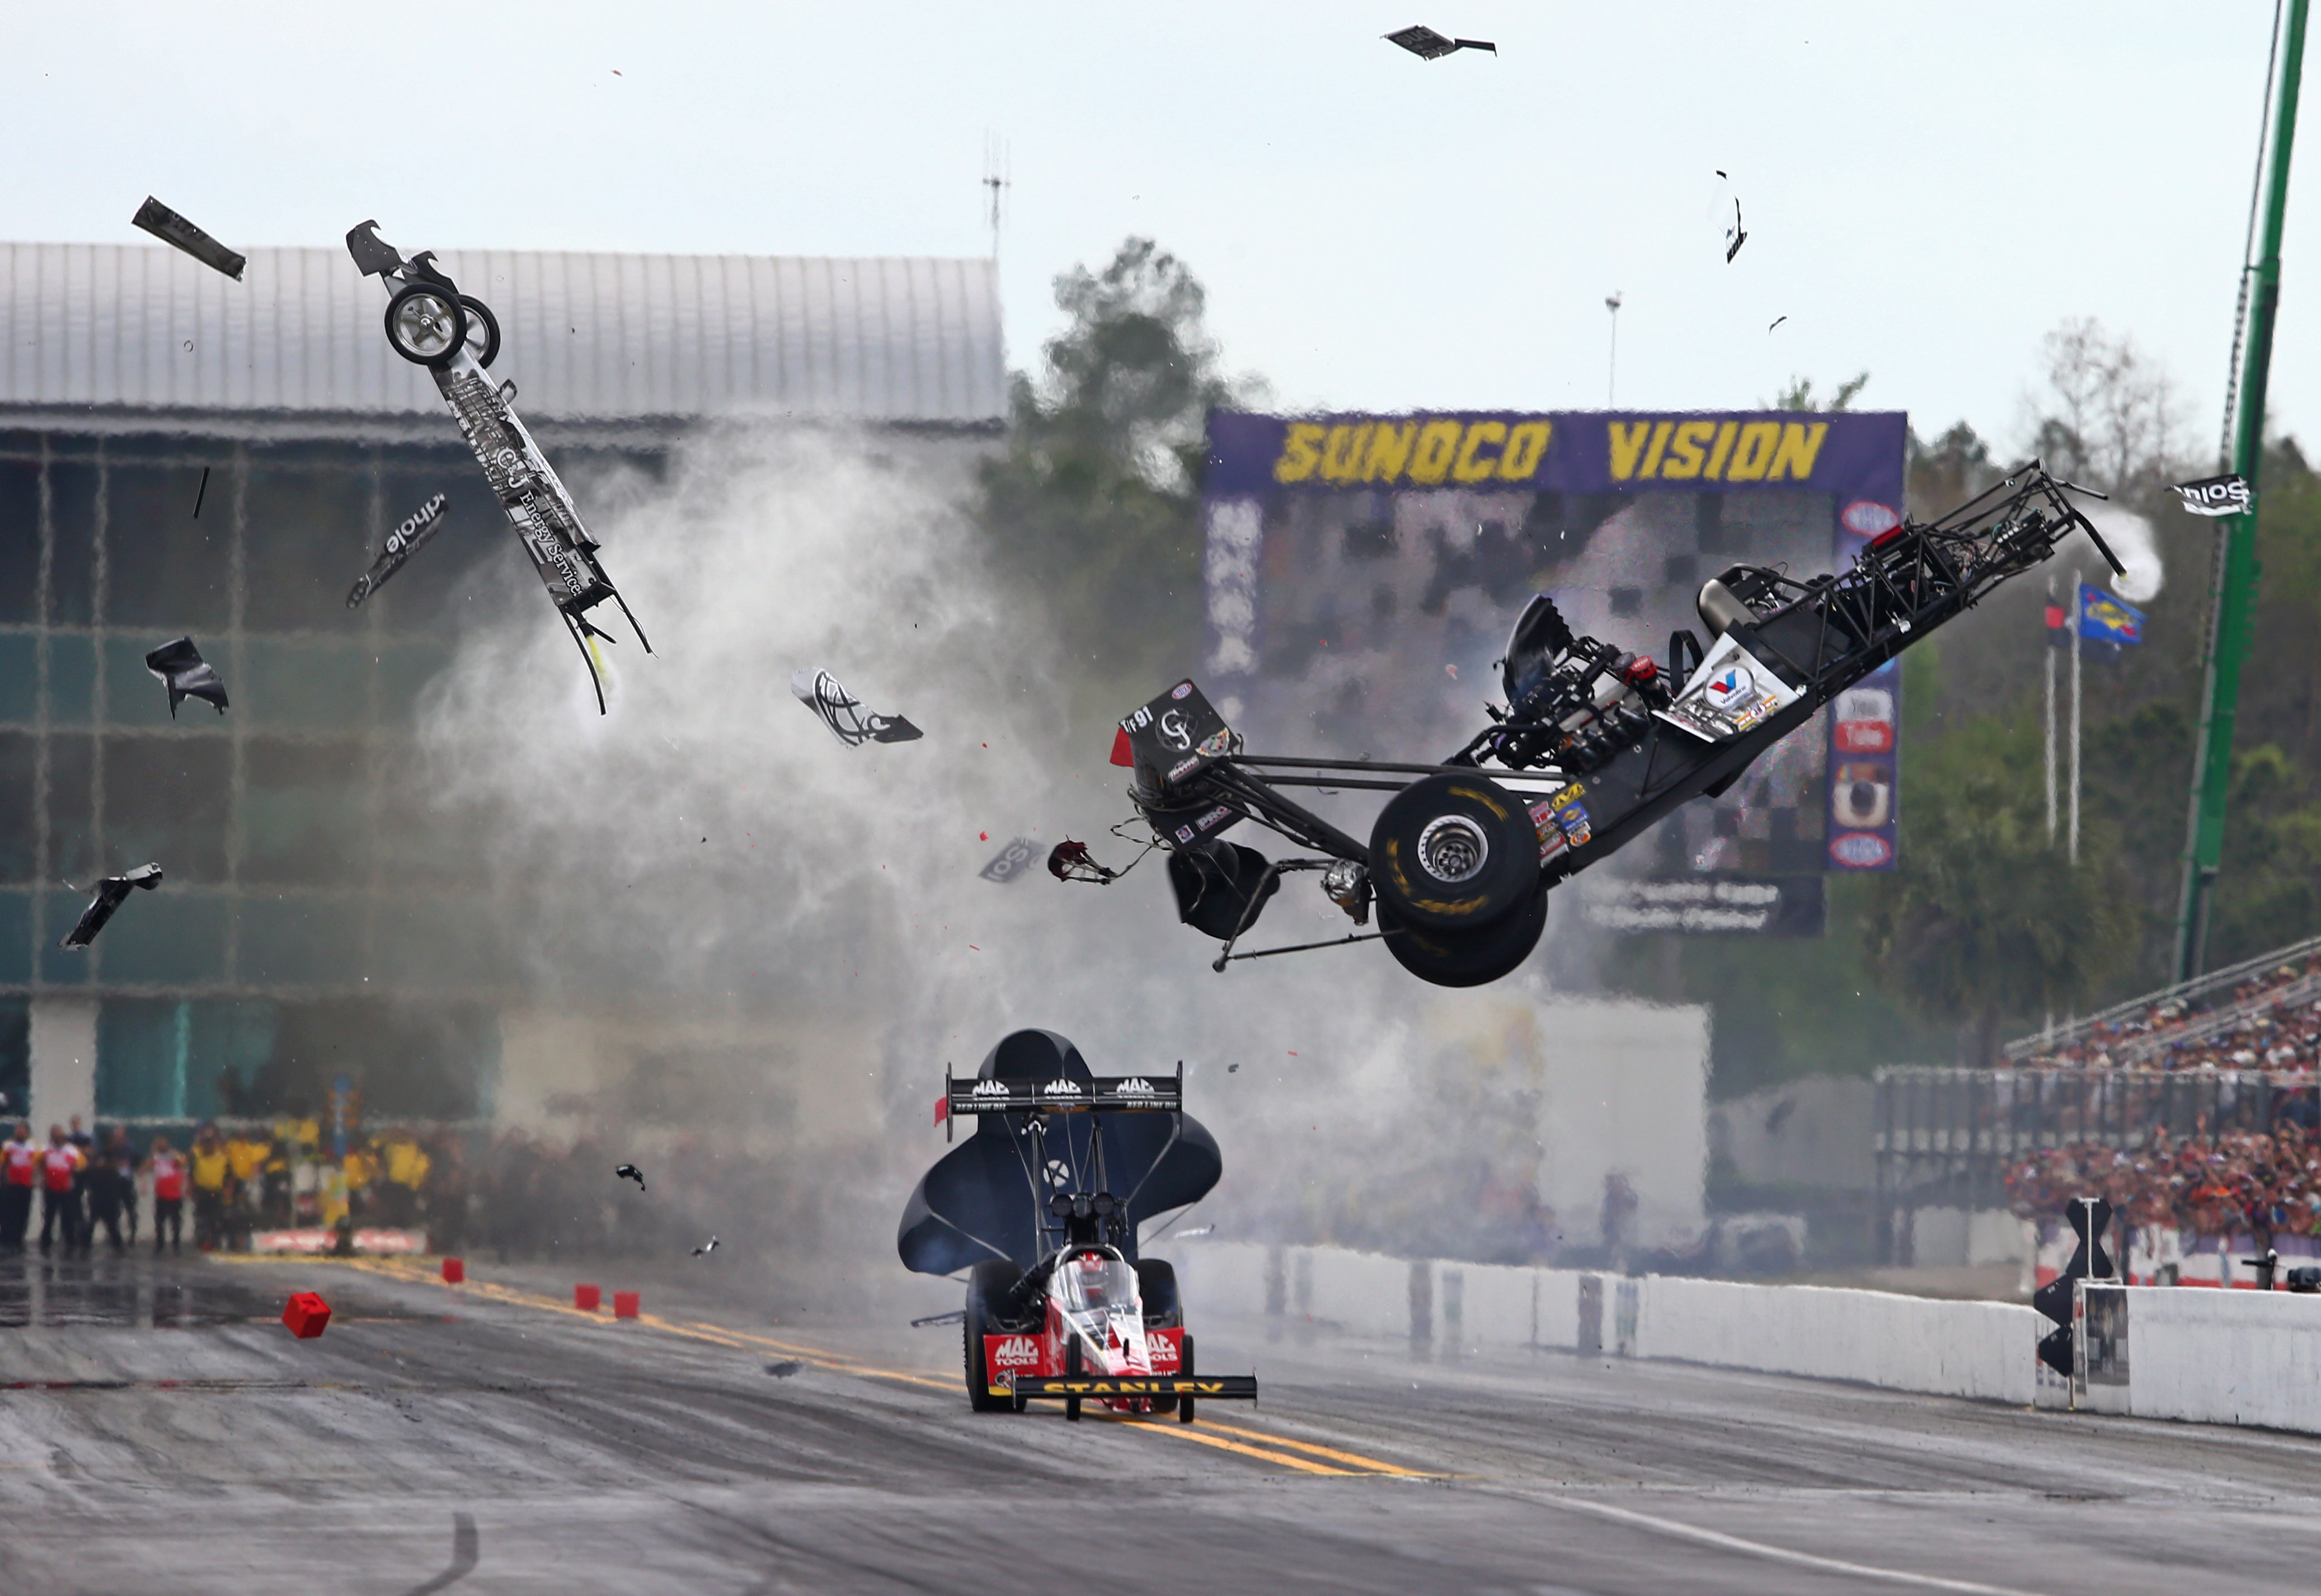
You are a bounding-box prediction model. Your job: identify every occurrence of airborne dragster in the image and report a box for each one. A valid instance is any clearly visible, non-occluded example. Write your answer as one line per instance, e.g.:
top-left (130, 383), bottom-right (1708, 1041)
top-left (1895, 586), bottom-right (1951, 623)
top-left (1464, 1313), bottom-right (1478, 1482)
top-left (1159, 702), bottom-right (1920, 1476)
top-left (898, 1030), bottom-right (1256, 1421)
top-left (343, 220), bottom-right (650, 711)
top-left (1111, 463), bottom-right (2121, 987)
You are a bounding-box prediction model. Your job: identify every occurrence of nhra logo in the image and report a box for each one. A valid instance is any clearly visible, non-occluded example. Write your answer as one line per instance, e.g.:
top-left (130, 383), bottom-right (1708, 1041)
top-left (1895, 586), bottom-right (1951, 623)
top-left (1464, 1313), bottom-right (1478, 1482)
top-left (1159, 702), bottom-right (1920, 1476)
top-left (970, 1079), bottom-right (1011, 1097)
top-left (989, 1335), bottom-right (1041, 1369)
top-left (1042, 1079), bottom-right (1082, 1096)
top-left (1830, 830), bottom-right (1894, 868)
top-left (1114, 1077), bottom-right (1158, 1096)
top-left (1841, 500), bottom-right (1901, 536)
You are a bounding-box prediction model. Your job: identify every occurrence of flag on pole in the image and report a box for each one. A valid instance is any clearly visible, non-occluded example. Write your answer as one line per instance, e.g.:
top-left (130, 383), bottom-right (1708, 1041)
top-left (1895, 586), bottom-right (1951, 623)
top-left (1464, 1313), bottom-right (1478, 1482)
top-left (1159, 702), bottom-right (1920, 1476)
top-left (2078, 584), bottom-right (2145, 646)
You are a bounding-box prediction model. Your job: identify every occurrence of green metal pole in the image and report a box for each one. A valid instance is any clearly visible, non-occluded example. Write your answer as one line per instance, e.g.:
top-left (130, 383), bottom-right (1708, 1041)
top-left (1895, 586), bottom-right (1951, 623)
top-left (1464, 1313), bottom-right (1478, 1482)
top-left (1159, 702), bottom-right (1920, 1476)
top-left (2176, 0), bottom-right (2311, 981)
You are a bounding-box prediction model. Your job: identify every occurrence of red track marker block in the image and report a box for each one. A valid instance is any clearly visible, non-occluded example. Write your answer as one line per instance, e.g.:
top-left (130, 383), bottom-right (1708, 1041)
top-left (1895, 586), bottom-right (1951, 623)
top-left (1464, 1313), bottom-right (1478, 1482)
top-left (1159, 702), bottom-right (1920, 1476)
top-left (440, 1257), bottom-right (465, 1284)
top-left (575, 1283), bottom-right (602, 1311)
top-left (612, 1290), bottom-right (640, 1320)
top-left (281, 1292), bottom-right (331, 1339)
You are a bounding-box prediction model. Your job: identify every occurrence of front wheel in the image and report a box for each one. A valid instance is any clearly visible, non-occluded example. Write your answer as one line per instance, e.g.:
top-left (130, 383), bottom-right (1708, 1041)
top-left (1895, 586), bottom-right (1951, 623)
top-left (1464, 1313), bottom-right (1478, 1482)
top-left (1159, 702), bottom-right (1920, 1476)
top-left (384, 283), bottom-right (467, 367)
top-left (458, 294), bottom-right (501, 368)
top-left (1178, 1332), bottom-right (1197, 1423)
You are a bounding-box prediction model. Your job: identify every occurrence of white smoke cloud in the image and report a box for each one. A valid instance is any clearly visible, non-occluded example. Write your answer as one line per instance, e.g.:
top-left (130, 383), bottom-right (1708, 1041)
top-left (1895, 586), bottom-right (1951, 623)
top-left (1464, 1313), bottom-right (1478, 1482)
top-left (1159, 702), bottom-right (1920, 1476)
top-left (2081, 503), bottom-right (2164, 604)
top-left (410, 424), bottom-right (1673, 1282)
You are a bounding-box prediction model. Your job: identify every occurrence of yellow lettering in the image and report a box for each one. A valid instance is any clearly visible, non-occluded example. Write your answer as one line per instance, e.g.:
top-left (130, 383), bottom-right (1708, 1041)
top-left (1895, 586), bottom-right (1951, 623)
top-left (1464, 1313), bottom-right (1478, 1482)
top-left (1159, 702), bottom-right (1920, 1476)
top-left (1639, 420), bottom-right (1674, 479)
top-left (1608, 421), bottom-right (1652, 480)
top-left (1500, 420), bottom-right (1551, 480)
top-left (1409, 419), bottom-right (1463, 484)
top-left (1364, 421), bottom-right (1417, 482)
top-left (1453, 420), bottom-right (1507, 482)
top-left (1726, 420), bottom-right (1783, 481)
top-left (1321, 422), bottom-right (1373, 484)
top-left (1274, 423), bottom-right (1324, 484)
top-left (1769, 421), bottom-right (1828, 480)
top-left (1704, 420), bottom-right (1739, 479)
top-left (1660, 419), bottom-right (1716, 480)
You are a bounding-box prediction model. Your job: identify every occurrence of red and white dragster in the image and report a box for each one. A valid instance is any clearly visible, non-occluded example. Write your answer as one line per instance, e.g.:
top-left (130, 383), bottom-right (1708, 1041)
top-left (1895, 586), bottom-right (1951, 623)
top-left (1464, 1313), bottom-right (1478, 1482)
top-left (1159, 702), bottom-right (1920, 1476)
top-left (902, 1048), bottom-right (1258, 1423)
top-left (978, 1194), bottom-right (1254, 1423)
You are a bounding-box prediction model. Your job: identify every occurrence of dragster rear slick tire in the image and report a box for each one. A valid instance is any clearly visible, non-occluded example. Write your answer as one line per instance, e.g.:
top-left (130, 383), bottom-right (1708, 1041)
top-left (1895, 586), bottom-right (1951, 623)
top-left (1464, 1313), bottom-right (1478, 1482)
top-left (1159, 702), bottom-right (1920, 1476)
top-left (1369, 773), bottom-right (1539, 932)
top-left (1179, 1332), bottom-right (1197, 1423)
top-left (1379, 885), bottom-right (1548, 988)
top-left (1065, 1339), bottom-right (1083, 1423)
top-left (963, 1259), bottom-right (1017, 1413)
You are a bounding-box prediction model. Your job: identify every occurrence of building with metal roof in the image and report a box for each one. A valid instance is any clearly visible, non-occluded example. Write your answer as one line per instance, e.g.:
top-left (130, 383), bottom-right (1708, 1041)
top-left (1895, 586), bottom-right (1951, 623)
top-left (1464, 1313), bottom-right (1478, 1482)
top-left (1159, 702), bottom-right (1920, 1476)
top-left (0, 242), bottom-right (1005, 1139)
top-left (0, 243), bottom-right (1005, 436)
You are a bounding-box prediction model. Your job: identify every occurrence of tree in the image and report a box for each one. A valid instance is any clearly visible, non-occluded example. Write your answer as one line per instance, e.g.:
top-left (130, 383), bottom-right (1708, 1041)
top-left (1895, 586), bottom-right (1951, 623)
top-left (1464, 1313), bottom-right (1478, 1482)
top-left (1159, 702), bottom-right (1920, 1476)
top-left (1862, 717), bottom-right (2141, 1063)
top-left (1770, 372), bottom-right (1869, 412)
top-left (972, 238), bottom-right (1250, 725)
top-left (2022, 317), bottom-right (2187, 493)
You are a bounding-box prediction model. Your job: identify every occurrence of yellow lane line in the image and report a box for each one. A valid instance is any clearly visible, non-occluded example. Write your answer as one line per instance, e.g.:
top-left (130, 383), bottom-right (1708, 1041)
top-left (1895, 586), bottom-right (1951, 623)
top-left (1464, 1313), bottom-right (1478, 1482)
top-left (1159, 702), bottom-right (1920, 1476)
top-left (1197, 1421), bottom-right (1424, 1476)
top-left (1086, 1410), bottom-right (1354, 1475)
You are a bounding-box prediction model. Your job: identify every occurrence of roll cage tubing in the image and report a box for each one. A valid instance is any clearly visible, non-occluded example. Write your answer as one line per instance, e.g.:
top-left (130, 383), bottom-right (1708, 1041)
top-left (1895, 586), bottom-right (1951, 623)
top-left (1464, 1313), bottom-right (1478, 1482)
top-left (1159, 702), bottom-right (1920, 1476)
top-left (1134, 463), bottom-right (2119, 888)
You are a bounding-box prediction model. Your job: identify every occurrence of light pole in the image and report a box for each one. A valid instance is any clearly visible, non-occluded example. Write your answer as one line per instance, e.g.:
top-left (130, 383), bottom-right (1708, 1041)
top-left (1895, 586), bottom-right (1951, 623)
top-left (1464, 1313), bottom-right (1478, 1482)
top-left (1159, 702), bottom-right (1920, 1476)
top-left (1605, 292), bottom-right (1623, 406)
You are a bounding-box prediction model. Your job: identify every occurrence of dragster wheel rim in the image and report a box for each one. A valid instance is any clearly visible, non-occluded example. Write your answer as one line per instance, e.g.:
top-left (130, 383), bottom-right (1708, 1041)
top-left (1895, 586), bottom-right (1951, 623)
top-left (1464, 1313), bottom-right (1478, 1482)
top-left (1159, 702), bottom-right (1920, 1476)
top-left (1415, 815), bottom-right (1489, 884)
top-left (392, 293), bottom-right (459, 358)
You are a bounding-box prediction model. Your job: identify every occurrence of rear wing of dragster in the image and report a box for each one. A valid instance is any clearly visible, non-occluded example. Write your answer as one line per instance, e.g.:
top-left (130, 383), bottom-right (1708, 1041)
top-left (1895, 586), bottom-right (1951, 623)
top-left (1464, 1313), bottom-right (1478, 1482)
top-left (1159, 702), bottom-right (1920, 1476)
top-left (942, 1063), bottom-right (1185, 1141)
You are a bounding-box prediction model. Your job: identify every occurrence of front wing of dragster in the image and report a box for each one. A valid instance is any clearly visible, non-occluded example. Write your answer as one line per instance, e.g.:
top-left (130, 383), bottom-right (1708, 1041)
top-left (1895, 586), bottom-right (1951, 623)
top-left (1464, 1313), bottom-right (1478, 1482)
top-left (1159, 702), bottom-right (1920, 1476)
top-left (1008, 1375), bottom-right (1260, 1403)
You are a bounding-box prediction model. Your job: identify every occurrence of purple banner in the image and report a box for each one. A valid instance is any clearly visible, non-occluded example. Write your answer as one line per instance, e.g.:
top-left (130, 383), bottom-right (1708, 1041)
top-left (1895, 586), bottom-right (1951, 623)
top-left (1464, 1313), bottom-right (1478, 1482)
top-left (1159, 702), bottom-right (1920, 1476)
top-left (1205, 409), bottom-right (1906, 505)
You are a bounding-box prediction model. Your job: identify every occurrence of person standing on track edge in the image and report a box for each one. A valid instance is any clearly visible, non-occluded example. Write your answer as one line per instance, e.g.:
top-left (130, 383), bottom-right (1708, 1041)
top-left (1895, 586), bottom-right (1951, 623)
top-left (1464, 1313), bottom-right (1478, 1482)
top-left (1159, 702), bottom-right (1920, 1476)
top-left (37, 1124), bottom-right (85, 1254)
top-left (105, 1128), bottom-right (139, 1250)
top-left (148, 1137), bottom-right (185, 1254)
top-left (1, 1121), bottom-right (35, 1252)
top-left (83, 1125), bottom-right (127, 1255)
top-left (190, 1123), bottom-right (229, 1252)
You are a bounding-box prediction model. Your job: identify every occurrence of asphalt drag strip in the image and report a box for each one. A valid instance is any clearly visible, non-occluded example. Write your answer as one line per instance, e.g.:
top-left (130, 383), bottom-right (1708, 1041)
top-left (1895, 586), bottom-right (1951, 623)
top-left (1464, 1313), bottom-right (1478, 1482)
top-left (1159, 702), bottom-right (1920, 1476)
top-left (6, 1250), bottom-right (2321, 1594)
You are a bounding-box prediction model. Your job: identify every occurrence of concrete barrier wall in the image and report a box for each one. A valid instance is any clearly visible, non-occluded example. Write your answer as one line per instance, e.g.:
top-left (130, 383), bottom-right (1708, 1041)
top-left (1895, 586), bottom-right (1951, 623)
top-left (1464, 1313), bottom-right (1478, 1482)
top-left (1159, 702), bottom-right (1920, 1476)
top-left (2122, 1288), bottom-right (2321, 1430)
top-left (1163, 1240), bottom-right (2033, 1404)
top-left (1631, 1275), bottom-right (2038, 1404)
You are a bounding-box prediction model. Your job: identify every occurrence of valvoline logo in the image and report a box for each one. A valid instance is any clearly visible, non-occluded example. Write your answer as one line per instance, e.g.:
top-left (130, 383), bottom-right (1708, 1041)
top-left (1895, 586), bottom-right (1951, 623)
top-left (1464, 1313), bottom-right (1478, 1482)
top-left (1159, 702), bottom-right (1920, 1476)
top-left (1842, 500), bottom-right (1901, 536)
top-left (1703, 666), bottom-right (1753, 709)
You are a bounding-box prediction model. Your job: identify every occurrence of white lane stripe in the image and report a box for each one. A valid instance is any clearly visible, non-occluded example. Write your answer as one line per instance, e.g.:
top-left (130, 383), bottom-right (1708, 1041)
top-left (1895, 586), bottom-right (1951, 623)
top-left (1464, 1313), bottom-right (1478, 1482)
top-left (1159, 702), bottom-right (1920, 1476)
top-left (1535, 1495), bottom-right (2049, 1596)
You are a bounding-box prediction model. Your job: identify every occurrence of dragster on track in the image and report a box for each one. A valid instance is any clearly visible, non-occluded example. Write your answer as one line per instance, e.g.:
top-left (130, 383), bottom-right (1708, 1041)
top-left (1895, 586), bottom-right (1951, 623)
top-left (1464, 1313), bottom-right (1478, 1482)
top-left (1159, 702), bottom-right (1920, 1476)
top-left (1110, 463), bottom-right (2122, 987)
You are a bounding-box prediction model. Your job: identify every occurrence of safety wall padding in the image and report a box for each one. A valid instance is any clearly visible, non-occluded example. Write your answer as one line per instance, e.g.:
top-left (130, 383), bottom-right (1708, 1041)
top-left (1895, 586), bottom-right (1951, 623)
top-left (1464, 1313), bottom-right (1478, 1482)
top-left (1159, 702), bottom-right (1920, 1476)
top-left (1628, 1276), bottom-right (2038, 1403)
top-left (2123, 1288), bottom-right (2321, 1430)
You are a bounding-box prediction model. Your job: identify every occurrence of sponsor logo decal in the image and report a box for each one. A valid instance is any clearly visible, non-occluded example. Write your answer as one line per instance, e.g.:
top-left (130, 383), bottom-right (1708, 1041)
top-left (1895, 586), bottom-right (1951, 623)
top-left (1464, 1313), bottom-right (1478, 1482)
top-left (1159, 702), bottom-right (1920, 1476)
top-left (1041, 1079), bottom-right (1082, 1096)
top-left (1195, 805), bottom-right (1233, 833)
top-left (1114, 1077), bottom-right (1158, 1095)
top-left (1830, 830), bottom-right (1894, 868)
top-left (1176, 825), bottom-right (1196, 844)
top-left (1841, 500), bottom-right (1901, 535)
top-left (989, 1335), bottom-right (1041, 1369)
top-left (1197, 727), bottom-right (1233, 758)
top-left (970, 1079), bottom-right (1011, 1097)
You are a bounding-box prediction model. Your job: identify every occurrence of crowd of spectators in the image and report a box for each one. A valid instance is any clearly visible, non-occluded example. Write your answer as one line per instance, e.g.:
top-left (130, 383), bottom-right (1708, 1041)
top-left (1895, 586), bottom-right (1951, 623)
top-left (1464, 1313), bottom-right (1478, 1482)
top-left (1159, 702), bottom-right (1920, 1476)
top-left (2015, 956), bottom-right (2321, 1072)
top-left (2005, 1122), bottom-right (2321, 1241)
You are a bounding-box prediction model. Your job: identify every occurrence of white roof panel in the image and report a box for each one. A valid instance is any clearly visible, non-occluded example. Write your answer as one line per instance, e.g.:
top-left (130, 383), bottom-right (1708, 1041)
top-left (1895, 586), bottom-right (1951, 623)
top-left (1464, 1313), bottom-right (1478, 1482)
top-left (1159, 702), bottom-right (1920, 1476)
top-left (0, 242), bottom-right (1004, 426)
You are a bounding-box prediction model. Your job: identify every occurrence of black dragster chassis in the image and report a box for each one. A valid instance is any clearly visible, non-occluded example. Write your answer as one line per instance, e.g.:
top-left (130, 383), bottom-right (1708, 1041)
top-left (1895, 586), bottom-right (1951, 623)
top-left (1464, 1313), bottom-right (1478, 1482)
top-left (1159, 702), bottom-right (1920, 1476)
top-left (1122, 464), bottom-right (2120, 979)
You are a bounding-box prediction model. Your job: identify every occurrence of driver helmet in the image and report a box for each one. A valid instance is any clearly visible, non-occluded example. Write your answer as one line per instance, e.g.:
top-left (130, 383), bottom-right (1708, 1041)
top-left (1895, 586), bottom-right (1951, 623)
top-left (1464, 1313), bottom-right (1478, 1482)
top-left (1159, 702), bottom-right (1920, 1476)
top-left (1074, 1252), bottom-right (1113, 1306)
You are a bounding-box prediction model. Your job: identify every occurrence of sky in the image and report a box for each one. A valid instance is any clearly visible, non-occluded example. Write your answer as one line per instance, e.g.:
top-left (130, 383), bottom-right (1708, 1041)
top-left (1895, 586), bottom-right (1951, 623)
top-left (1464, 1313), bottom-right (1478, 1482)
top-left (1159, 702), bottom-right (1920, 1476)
top-left (1, 2), bottom-right (2308, 454)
